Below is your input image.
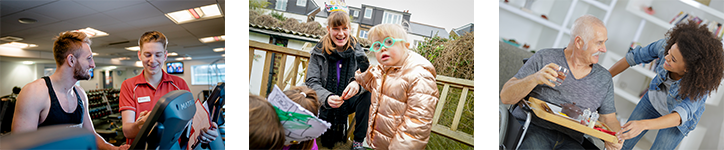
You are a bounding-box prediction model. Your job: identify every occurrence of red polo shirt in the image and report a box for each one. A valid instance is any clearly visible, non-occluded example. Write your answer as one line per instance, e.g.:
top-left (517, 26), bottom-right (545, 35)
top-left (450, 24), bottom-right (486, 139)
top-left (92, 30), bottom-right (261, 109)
top-left (119, 70), bottom-right (190, 118)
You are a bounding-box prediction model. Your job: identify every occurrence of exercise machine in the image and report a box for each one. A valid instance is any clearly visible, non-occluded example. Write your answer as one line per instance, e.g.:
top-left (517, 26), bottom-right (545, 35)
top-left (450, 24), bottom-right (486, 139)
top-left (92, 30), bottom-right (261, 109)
top-left (130, 90), bottom-right (196, 150)
top-left (0, 125), bottom-right (97, 149)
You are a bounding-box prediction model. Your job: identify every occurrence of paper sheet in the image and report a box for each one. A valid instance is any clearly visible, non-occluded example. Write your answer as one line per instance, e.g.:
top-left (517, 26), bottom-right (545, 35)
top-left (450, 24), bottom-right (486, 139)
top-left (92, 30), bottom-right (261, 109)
top-left (267, 85), bottom-right (331, 145)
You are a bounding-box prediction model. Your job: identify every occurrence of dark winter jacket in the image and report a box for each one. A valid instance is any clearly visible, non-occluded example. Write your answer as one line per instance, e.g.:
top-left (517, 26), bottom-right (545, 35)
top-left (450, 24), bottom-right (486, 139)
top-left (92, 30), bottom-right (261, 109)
top-left (305, 38), bottom-right (369, 109)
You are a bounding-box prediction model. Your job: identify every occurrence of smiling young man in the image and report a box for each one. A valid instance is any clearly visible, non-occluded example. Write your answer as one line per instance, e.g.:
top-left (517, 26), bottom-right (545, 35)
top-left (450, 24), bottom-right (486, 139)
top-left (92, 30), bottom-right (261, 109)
top-left (118, 31), bottom-right (218, 146)
top-left (12, 31), bottom-right (127, 150)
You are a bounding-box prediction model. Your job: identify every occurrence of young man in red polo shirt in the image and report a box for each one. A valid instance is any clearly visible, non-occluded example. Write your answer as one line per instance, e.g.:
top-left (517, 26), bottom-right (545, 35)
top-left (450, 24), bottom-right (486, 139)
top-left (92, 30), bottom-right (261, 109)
top-left (119, 31), bottom-right (219, 145)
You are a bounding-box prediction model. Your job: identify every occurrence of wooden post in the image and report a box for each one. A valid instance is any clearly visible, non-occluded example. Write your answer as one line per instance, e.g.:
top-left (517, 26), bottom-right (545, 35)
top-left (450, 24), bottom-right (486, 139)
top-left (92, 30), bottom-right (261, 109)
top-left (432, 84), bottom-right (450, 125)
top-left (249, 48), bottom-right (254, 79)
top-left (259, 52), bottom-right (273, 97)
top-left (275, 54), bottom-right (287, 89)
top-left (450, 87), bottom-right (469, 131)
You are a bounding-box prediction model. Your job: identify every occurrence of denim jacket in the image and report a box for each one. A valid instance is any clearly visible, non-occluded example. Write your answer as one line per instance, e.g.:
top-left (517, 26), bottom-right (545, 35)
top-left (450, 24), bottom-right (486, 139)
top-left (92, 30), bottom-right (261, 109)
top-left (625, 39), bottom-right (707, 136)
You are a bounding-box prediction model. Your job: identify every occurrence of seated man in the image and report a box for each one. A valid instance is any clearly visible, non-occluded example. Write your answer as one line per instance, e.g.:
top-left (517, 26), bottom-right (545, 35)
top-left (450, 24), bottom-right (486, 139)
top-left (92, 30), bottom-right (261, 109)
top-left (11, 31), bottom-right (127, 150)
top-left (500, 15), bottom-right (623, 150)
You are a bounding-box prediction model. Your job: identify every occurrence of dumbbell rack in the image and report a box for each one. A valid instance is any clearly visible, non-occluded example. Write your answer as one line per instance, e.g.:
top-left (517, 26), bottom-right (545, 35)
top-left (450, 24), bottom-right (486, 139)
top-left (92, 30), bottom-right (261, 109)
top-left (87, 89), bottom-right (120, 120)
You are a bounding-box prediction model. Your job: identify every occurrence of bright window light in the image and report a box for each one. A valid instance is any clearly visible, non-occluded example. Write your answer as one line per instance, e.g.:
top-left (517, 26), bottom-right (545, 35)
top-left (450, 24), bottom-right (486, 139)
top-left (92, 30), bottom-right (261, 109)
top-left (199, 35), bottom-right (225, 43)
top-left (74, 27), bottom-right (109, 38)
top-left (135, 61), bottom-right (143, 67)
top-left (213, 47), bottom-right (225, 52)
top-left (22, 61), bottom-right (34, 64)
top-left (165, 4), bottom-right (223, 24)
top-left (125, 46), bottom-right (140, 51)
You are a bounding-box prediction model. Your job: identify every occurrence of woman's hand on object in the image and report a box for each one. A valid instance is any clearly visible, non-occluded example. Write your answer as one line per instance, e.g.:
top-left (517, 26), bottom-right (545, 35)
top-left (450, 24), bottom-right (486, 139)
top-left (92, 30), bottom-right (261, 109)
top-left (199, 123), bottom-right (220, 144)
top-left (327, 95), bottom-right (344, 108)
top-left (533, 63), bottom-right (561, 87)
top-left (619, 120), bottom-right (648, 140)
top-left (341, 81), bottom-right (359, 100)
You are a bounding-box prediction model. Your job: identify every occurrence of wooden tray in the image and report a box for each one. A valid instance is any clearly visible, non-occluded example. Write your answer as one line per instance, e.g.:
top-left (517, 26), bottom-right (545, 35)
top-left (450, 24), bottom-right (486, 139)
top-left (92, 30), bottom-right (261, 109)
top-left (527, 97), bottom-right (618, 143)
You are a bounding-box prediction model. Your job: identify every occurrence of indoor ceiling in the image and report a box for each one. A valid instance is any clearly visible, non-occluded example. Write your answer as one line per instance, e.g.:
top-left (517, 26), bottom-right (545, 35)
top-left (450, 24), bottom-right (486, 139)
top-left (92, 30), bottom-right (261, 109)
top-left (0, 0), bottom-right (225, 65)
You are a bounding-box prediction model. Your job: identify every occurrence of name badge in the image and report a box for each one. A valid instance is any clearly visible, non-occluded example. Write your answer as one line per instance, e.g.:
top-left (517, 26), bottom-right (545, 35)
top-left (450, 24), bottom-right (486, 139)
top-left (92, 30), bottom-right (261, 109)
top-left (138, 96), bottom-right (151, 103)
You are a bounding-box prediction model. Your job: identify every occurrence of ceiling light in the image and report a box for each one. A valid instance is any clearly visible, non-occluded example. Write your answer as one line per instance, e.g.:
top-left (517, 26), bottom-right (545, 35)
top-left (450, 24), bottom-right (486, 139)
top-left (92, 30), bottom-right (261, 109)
top-left (105, 66), bottom-right (117, 70)
top-left (214, 47), bottom-right (249, 52)
top-left (18, 18), bottom-right (37, 24)
top-left (74, 27), bottom-right (109, 38)
top-left (0, 36), bottom-right (23, 42)
top-left (22, 61), bottom-right (34, 64)
top-left (168, 52), bottom-right (178, 56)
top-left (92, 52), bottom-right (98, 56)
top-left (0, 42), bottom-right (38, 49)
top-left (135, 61), bottom-right (143, 67)
top-left (185, 56), bottom-right (192, 60)
top-left (175, 57), bottom-right (184, 61)
top-left (117, 57), bottom-right (131, 60)
top-left (199, 35), bottom-right (249, 43)
top-left (125, 46), bottom-right (140, 51)
top-left (165, 4), bottom-right (223, 24)
top-left (221, 54), bottom-right (249, 57)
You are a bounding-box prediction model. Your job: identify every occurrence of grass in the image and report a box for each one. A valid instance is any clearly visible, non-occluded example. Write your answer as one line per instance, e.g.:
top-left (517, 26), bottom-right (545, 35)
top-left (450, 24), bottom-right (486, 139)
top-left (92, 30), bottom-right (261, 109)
top-left (427, 133), bottom-right (474, 150)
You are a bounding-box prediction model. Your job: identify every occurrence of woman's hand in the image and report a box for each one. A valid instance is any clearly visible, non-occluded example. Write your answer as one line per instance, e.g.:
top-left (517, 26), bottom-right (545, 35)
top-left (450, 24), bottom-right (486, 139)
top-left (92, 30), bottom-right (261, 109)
top-left (327, 95), bottom-right (344, 108)
top-left (619, 120), bottom-right (649, 140)
top-left (341, 81), bottom-right (359, 100)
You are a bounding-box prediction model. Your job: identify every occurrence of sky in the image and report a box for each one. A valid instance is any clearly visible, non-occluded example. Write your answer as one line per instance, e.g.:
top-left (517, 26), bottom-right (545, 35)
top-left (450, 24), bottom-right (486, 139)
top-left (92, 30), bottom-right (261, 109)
top-left (312, 0), bottom-right (474, 32)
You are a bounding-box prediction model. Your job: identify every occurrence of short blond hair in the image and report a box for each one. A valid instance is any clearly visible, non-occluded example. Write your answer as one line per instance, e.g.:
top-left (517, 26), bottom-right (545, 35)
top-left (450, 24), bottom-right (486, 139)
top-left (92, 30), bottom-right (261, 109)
top-left (368, 24), bottom-right (409, 45)
top-left (138, 31), bottom-right (168, 52)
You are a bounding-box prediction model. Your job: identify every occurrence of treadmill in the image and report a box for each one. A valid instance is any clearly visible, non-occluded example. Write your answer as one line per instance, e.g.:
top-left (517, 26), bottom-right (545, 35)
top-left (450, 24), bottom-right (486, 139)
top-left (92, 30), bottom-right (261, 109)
top-left (130, 90), bottom-right (196, 150)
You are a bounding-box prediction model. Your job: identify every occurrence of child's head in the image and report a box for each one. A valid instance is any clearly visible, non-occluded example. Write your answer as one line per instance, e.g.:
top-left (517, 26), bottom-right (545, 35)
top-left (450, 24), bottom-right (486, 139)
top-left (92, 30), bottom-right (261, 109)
top-left (322, 11), bottom-right (357, 54)
top-left (249, 95), bottom-right (285, 149)
top-left (283, 86), bottom-right (319, 116)
top-left (368, 23), bottom-right (410, 66)
top-left (281, 86), bottom-right (319, 149)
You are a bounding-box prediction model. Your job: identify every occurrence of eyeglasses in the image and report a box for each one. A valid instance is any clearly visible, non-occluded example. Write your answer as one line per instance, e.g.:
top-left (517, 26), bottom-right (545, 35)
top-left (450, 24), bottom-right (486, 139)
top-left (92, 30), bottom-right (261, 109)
top-left (371, 37), bottom-right (406, 52)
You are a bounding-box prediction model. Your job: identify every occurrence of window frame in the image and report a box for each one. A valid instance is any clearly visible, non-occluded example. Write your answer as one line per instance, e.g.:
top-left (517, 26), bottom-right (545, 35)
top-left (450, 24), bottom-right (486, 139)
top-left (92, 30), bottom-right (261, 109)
top-left (191, 63), bottom-right (226, 85)
top-left (275, 0), bottom-right (287, 11)
top-left (296, 0), bottom-right (306, 7)
top-left (359, 30), bottom-right (368, 39)
top-left (364, 8), bottom-right (372, 19)
top-left (353, 10), bottom-right (359, 17)
top-left (382, 11), bottom-right (402, 25)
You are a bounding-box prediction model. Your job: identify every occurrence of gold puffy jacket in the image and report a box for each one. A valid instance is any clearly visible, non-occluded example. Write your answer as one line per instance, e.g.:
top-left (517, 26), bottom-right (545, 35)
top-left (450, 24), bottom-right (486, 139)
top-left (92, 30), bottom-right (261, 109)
top-left (355, 51), bottom-right (439, 150)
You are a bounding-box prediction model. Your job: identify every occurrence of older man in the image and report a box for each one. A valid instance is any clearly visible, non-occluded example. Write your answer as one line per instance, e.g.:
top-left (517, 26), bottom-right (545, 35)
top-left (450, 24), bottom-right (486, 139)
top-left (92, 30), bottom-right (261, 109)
top-left (500, 15), bottom-right (623, 149)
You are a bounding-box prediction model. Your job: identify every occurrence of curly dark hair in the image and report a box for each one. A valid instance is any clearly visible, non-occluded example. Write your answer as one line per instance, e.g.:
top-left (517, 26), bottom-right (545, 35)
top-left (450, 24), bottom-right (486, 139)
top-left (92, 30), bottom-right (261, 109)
top-left (665, 20), bottom-right (724, 100)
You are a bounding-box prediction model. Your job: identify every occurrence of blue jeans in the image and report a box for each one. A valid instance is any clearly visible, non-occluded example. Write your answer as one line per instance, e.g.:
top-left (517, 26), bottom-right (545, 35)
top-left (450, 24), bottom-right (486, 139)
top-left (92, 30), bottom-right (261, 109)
top-left (517, 119), bottom-right (585, 150)
top-left (622, 93), bottom-right (685, 150)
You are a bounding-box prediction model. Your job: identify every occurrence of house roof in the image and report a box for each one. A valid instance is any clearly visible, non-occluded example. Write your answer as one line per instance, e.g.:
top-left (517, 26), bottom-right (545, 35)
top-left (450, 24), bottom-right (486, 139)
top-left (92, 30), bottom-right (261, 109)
top-left (249, 24), bottom-right (322, 43)
top-left (360, 4), bottom-right (410, 15)
top-left (409, 22), bottom-right (449, 38)
top-left (452, 23), bottom-right (474, 36)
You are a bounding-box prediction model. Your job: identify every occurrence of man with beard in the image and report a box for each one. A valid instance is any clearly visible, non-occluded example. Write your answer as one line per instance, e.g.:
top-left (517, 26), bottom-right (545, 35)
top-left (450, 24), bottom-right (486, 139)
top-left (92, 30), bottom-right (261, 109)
top-left (11, 31), bottom-right (128, 150)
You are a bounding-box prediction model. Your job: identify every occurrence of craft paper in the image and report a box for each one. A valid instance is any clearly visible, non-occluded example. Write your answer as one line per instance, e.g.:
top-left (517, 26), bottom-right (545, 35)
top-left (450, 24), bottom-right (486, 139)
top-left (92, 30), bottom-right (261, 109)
top-left (267, 85), bottom-right (331, 145)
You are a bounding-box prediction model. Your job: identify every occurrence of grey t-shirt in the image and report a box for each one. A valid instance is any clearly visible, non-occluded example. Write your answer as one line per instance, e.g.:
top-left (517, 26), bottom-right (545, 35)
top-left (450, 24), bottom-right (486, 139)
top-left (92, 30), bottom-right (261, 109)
top-left (649, 75), bottom-right (679, 117)
top-left (510, 48), bottom-right (616, 143)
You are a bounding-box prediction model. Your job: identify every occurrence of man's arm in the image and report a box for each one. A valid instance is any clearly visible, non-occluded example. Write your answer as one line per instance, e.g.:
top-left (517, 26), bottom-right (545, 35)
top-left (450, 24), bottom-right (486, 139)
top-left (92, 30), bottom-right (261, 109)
top-left (500, 63), bottom-right (560, 104)
top-left (11, 81), bottom-right (45, 133)
top-left (77, 86), bottom-right (120, 150)
top-left (121, 110), bottom-right (147, 139)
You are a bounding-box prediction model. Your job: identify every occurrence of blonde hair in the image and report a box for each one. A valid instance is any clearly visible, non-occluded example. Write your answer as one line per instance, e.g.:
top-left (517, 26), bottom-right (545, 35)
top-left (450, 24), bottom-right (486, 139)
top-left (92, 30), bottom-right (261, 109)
top-left (53, 31), bottom-right (92, 66)
top-left (321, 11), bottom-right (357, 54)
top-left (249, 95), bottom-right (285, 149)
top-left (138, 31), bottom-right (168, 52)
top-left (368, 24), bottom-right (409, 46)
top-left (282, 86), bottom-right (319, 150)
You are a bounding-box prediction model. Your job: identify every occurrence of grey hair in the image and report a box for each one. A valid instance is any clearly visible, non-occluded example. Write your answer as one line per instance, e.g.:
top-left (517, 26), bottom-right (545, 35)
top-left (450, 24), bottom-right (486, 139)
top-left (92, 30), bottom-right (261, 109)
top-left (569, 14), bottom-right (604, 46)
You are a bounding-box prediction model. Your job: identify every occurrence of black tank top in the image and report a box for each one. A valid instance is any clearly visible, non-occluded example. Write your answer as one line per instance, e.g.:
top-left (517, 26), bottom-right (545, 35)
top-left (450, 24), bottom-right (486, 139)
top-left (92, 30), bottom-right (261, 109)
top-left (38, 76), bottom-right (83, 127)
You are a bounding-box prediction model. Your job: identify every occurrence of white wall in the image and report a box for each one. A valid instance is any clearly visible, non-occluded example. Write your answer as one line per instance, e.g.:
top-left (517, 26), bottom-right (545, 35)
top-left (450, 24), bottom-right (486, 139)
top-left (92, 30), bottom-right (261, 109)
top-left (173, 59), bottom-right (225, 101)
top-left (408, 34), bottom-right (426, 50)
top-left (0, 61), bottom-right (38, 95)
top-left (250, 32), bottom-right (270, 43)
